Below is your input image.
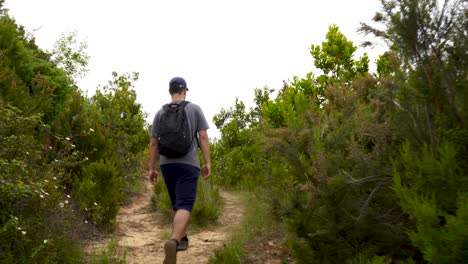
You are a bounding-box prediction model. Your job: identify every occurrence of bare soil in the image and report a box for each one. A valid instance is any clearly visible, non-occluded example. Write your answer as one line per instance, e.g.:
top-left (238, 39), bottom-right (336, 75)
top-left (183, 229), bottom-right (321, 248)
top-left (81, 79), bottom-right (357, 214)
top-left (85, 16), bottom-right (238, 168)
top-left (85, 181), bottom-right (245, 263)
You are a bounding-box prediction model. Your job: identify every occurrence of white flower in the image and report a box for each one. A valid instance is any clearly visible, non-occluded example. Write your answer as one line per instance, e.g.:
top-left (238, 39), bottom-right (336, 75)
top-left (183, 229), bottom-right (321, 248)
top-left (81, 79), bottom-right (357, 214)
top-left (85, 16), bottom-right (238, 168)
top-left (43, 240), bottom-right (48, 244)
top-left (17, 227), bottom-right (22, 230)
top-left (84, 220), bottom-right (88, 224)
top-left (89, 128), bottom-right (94, 132)
top-left (21, 231), bottom-right (26, 235)
top-left (65, 200), bottom-right (69, 204)
top-left (54, 185), bottom-right (58, 189)
top-left (67, 195), bottom-right (71, 198)
top-left (84, 208), bottom-right (88, 211)
top-left (85, 157), bottom-right (89, 161)
top-left (59, 202), bottom-right (64, 208)
top-left (54, 159), bottom-right (59, 162)
top-left (40, 194), bottom-right (44, 199)
top-left (53, 177), bottom-right (57, 180)
top-left (44, 179), bottom-right (49, 183)
top-left (49, 146), bottom-right (52, 149)
top-left (26, 151), bottom-right (30, 155)
top-left (93, 202), bottom-right (98, 206)
top-left (71, 144), bottom-right (76, 148)
top-left (14, 217), bottom-right (18, 221)
top-left (44, 192), bottom-right (49, 196)
top-left (65, 137), bottom-right (71, 141)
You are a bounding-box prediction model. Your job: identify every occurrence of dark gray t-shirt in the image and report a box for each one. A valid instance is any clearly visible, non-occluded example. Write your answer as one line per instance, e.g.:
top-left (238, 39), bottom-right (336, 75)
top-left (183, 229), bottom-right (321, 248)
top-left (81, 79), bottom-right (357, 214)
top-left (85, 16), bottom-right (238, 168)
top-left (151, 100), bottom-right (209, 168)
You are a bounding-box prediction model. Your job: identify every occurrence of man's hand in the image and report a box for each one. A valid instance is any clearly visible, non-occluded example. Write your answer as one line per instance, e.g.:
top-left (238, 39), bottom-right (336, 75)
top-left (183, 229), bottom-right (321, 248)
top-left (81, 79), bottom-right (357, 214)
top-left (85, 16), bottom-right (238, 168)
top-left (201, 163), bottom-right (211, 181)
top-left (149, 169), bottom-right (159, 184)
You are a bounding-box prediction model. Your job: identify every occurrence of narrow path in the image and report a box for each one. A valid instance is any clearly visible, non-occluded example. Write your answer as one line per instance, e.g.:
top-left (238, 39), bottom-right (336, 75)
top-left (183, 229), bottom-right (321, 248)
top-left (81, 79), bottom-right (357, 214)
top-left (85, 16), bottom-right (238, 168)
top-left (85, 181), bottom-right (245, 263)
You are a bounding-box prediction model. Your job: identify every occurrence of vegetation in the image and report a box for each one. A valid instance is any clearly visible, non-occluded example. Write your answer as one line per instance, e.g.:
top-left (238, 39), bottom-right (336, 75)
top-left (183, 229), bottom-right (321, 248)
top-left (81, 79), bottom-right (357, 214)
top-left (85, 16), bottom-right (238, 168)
top-left (1, 0), bottom-right (466, 263)
top-left (0, 2), bottom-right (148, 262)
top-left (211, 0), bottom-right (467, 263)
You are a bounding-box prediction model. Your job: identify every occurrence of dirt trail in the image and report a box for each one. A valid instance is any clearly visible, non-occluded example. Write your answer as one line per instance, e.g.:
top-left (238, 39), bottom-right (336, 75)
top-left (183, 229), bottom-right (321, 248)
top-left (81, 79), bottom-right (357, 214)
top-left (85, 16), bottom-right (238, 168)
top-left (85, 182), bottom-right (245, 263)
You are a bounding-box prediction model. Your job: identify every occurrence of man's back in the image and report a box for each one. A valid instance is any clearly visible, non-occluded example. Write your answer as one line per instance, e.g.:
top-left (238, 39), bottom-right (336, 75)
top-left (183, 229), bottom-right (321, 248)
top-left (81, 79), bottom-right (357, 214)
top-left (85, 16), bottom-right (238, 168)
top-left (151, 100), bottom-right (209, 168)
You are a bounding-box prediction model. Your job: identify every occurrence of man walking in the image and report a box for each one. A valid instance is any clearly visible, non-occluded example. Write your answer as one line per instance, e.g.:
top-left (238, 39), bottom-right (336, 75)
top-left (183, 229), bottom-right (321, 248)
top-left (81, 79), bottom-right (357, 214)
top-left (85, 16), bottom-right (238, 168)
top-left (148, 77), bottom-right (211, 264)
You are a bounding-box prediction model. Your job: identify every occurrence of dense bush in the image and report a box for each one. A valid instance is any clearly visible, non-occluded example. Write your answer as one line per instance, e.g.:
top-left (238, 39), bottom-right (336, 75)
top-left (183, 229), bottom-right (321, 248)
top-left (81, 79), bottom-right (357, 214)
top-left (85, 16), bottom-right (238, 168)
top-left (211, 0), bottom-right (467, 262)
top-left (0, 3), bottom-right (148, 261)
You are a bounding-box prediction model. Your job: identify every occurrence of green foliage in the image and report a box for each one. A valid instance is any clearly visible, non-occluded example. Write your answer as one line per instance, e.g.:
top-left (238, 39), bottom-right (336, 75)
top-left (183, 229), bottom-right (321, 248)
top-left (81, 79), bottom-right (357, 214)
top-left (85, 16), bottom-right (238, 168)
top-left (347, 255), bottom-right (392, 264)
top-left (91, 72), bottom-right (148, 193)
top-left (0, 13), bottom-right (73, 123)
top-left (211, 191), bottom-right (289, 264)
top-left (212, 91), bottom-right (269, 189)
top-left (76, 161), bottom-right (123, 226)
top-left (310, 24), bottom-right (369, 103)
top-left (0, 104), bottom-right (88, 263)
top-left (0, 10), bottom-right (148, 262)
top-left (192, 181), bottom-right (222, 227)
top-left (393, 142), bottom-right (468, 263)
top-left (52, 30), bottom-right (90, 82)
top-left (89, 239), bottom-right (127, 264)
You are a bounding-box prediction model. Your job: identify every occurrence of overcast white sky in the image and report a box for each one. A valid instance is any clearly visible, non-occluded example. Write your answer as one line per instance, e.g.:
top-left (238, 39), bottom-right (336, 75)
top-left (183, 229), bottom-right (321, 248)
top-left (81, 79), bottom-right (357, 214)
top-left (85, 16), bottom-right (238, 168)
top-left (5, 0), bottom-right (387, 139)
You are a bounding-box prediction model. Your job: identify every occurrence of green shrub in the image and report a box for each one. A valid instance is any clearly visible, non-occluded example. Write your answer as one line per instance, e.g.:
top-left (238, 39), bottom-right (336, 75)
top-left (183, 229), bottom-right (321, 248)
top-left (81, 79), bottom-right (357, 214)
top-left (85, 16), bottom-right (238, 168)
top-left (192, 180), bottom-right (222, 227)
top-left (0, 105), bottom-right (88, 263)
top-left (211, 191), bottom-right (288, 264)
top-left (75, 161), bottom-right (123, 226)
top-left (393, 142), bottom-right (468, 263)
top-left (89, 239), bottom-right (127, 264)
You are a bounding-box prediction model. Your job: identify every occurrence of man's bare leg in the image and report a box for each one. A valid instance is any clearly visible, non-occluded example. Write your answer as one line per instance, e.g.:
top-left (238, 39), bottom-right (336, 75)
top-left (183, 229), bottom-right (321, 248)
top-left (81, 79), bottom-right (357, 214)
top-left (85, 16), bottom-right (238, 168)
top-left (172, 209), bottom-right (191, 241)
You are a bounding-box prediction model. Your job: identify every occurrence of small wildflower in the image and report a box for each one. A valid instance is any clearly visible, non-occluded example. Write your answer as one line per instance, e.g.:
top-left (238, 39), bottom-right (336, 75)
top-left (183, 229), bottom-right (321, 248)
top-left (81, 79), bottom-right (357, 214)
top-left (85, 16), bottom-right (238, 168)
top-left (89, 128), bottom-right (94, 132)
top-left (21, 231), bottom-right (26, 235)
top-left (71, 144), bottom-right (76, 148)
top-left (94, 202), bottom-right (98, 206)
top-left (14, 217), bottom-right (18, 221)
top-left (44, 179), bottom-right (49, 183)
top-left (84, 208), bottom-right (88, 211)
top-left (26, 151), bottom-right (30, 155)
top-left (53, 177), bottom-right (57, 180)
top-left (59, 202), bottom-right (64, 208)
top-left (44, 192), bottom-right (49, 196)
top-left (65, 137), bottom-right (70, 141)
top-left (49, 146), bottom-right (52, 149)
top-left (85, 157), bottom-right (89, 161)
top-left (17, 227), bottom-right (22, 230)
top-left (67, 195), bottom-right (71, 198)
top-left (54, 159), bottom-right (59, 162)
top-left (84, 220), bottom-right (88, 224)
top-left (65, 200), bottom-right (69, 204)
top-left (54, 185), bottom-right (58, 189)
top-left (40, 194), bottom-right (44, 199)
top-left (43, 240), bottom-right (48, 244)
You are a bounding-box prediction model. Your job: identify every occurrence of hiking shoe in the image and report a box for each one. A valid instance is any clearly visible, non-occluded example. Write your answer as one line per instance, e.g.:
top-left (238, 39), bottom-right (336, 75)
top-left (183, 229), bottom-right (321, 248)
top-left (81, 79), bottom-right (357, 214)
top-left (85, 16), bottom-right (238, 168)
top-left (163, 239), bottom-right (178, 264)
top-left (177, 235), bottom-right (189, 251)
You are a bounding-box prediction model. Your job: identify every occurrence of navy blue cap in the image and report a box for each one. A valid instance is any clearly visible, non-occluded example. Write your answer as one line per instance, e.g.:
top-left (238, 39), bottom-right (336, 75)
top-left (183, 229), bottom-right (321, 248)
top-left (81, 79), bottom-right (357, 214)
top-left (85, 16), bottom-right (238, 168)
top-left (169, 77), bottom-right (188, 90)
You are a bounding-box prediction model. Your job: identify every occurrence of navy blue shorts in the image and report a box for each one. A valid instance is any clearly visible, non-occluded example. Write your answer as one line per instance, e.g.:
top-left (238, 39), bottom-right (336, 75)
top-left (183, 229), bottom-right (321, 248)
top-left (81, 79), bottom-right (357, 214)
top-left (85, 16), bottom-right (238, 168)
top-left (160, 163), bottom-right (200, 212)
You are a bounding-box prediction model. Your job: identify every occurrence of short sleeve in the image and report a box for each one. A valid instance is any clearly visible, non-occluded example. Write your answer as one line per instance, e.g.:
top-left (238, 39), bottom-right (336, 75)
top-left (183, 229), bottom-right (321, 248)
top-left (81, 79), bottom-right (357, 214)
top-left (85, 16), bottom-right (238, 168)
top-left (195, 105), bottom-right (209, 131)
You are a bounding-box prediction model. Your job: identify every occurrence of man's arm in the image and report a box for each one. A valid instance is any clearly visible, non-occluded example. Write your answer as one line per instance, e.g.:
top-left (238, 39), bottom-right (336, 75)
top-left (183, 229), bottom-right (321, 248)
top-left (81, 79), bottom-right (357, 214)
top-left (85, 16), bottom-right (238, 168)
top-left (198, 129), bottom-right (211, 180)
top-left (148, 137), bottom-right (159, 184)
